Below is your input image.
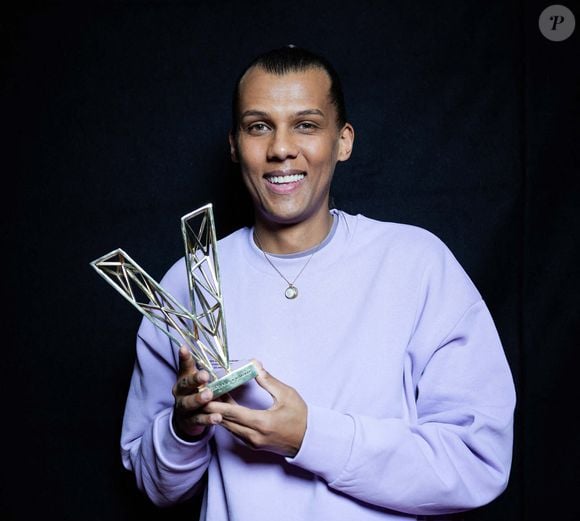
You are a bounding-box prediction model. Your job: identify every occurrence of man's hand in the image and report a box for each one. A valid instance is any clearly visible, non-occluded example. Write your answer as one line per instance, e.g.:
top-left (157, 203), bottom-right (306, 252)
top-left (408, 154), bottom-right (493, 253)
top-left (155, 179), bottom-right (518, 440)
top-left (203, 363), bottom-right (307, 457)
top-left (171, 346), bottom-right (223, 441)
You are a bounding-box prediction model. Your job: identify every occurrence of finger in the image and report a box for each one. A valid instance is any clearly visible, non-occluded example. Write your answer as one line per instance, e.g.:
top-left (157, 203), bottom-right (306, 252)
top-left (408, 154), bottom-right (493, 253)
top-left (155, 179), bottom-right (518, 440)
top-left (175, 369), bottom-right (211, 396)
top-left (176, 387), bottom-right (215, 412)
top-left (180, 411), bottom-right (223, 429)
top-left (204, 400), bottom-right (263, 427)
top-left (219, 418), bottom-right (257, 443)
top-left (174, 411), bottom-right (223, 440)
top-left (177, 346), bottom-right (196, 377)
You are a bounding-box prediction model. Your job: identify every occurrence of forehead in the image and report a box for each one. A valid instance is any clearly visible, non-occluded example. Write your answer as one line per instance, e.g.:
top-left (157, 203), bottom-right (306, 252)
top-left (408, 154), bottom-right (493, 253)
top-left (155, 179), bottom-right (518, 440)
top-left (237, 67), bottom-right (333, 114)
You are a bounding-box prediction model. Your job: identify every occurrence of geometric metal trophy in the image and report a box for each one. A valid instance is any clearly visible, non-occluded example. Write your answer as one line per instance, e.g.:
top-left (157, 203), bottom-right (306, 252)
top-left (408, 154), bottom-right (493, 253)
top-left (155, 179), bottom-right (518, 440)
top-left (90, 203), bottom-right (257, 398)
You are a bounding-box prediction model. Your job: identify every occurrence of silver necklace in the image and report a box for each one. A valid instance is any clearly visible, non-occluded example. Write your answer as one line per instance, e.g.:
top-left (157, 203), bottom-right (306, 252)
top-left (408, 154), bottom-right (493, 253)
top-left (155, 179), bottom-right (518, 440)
top-left (253, 232), bottom-right (318, 299)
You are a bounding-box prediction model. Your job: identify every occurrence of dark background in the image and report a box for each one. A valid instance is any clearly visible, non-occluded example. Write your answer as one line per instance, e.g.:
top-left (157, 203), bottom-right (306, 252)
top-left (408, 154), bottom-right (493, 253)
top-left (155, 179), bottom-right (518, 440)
top-left (3, 1), bottom-right (579, 519)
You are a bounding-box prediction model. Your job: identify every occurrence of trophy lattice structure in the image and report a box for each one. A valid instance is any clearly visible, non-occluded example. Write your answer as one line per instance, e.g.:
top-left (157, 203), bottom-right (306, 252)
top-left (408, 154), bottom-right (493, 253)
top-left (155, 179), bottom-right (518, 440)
top-left (90, 204), bottom-right (231, 380)
top-left (181, 204), bottom-right (229, 373)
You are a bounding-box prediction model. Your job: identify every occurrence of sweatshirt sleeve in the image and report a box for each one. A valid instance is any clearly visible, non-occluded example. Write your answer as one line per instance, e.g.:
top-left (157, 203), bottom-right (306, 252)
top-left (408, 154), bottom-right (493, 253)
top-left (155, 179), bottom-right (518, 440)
top-left (120, 261), bottom-right (214, 507)
top-left (288, 238), bottom-right (516, 515)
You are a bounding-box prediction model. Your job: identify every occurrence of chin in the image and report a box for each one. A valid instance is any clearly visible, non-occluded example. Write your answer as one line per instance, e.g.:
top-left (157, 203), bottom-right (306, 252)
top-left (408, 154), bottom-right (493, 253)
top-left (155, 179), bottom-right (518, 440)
top-left (258, 208), bottom-right (307, 227)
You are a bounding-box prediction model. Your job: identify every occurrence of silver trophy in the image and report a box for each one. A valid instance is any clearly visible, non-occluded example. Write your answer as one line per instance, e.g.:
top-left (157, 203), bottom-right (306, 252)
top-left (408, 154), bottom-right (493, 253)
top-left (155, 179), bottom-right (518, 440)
top-left (90, 203), bottom-right (257, 398)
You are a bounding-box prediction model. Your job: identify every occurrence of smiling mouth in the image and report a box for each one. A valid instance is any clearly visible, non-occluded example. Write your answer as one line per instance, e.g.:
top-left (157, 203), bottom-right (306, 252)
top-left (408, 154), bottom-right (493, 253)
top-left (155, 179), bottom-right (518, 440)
top-left (265, 172), bottom-right (306, 184)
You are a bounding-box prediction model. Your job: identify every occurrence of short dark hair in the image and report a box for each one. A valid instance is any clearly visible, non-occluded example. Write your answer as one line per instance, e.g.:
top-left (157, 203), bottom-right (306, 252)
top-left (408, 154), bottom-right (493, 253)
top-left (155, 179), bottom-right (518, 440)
top-left (231, 46), bottom-right (347, 133)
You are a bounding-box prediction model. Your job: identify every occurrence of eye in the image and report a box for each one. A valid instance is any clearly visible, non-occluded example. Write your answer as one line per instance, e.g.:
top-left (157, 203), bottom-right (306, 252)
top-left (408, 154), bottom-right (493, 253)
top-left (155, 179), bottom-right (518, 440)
top-left (296, 122), bottom-right (318, 132)
top-left (246, 122), bottom-right (270, 134)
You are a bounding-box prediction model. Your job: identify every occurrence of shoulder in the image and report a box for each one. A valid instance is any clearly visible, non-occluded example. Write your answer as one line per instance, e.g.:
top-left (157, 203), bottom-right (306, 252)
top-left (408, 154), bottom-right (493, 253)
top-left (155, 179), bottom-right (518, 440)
top-left (217, 226), bottom-right (250, 251)
top-left (341, 211), bottom-right (478, 296)
top-left (157, 256), bottom-right (188, 305)
top-left (161, 227), bottom-right (249, 281)
top-left (345, 211), bottom-right (449, 261)
top-left (156, 227), bottom-right (250, 302)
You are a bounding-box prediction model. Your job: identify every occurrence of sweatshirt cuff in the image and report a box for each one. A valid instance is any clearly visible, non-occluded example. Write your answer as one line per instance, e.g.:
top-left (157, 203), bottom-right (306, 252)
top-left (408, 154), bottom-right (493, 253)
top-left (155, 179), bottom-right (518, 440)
top-left (286, 404), bottom-right (355, 483)
top-left (152, 408), bottom-right (214, 470)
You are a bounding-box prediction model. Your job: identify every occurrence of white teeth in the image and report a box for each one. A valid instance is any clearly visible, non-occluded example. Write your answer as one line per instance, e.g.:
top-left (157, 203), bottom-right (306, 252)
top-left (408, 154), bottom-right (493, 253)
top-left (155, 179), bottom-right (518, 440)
top-left (268, 173), bottom-right (305, 184)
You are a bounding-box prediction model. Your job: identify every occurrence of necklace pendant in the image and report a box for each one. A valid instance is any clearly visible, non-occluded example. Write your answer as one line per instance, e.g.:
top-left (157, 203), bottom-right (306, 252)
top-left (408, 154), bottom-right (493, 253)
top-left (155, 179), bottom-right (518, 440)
top-left (285, 285), bottom-right (298, 299)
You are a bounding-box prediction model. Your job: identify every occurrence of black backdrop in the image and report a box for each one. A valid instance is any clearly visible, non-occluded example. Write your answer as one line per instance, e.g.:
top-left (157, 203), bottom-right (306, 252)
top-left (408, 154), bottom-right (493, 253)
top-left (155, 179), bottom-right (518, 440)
top-left (3, 1), bottom-right (579, 520)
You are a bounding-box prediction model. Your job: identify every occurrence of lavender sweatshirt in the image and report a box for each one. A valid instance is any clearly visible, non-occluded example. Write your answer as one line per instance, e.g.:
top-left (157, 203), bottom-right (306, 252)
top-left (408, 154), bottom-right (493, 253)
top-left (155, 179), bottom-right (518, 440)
top-left (121, 210), bottom-right (515, 520)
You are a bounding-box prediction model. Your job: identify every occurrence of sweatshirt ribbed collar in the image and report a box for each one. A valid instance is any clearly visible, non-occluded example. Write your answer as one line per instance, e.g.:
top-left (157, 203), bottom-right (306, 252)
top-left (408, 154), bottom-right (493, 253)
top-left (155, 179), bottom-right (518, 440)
top-left (243, 209), bottom-right (356, 276)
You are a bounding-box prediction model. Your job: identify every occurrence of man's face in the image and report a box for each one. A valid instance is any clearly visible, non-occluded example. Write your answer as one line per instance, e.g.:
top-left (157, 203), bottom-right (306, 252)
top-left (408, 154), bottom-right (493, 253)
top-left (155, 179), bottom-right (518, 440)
top-left (230, 67), bottom-right (353, 228)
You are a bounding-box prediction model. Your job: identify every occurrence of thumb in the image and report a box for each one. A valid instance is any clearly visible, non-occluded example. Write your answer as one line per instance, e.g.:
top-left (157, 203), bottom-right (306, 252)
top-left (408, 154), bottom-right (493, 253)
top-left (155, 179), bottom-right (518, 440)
top-left (253, 362), bottom-right (287, 402)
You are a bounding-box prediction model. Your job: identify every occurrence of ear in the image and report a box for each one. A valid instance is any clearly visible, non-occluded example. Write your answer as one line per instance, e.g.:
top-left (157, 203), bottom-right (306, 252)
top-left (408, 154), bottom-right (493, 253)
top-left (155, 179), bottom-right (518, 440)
top-left (337, 123), bottom-right (354, 162)
top-left (228, 131), bottom-right (239, 163)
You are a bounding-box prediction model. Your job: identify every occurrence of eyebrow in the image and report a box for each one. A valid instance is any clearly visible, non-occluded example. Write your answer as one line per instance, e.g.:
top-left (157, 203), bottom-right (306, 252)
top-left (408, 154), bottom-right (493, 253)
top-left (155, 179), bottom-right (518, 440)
top-left (240, 108), bottom-right (325, 119)
top-left (296, 109), bottom-right (324, 117)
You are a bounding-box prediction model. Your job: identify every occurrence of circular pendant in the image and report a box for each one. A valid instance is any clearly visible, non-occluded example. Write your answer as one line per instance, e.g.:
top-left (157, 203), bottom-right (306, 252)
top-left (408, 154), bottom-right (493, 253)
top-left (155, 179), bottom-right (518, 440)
top-left (285, 285), bottom-right (298, 299)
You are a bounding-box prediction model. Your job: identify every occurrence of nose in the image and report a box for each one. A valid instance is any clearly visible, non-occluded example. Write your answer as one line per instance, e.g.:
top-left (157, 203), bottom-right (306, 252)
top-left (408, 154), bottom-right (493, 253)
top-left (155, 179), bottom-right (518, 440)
top-left (267, 128), bottom-right (298, 161)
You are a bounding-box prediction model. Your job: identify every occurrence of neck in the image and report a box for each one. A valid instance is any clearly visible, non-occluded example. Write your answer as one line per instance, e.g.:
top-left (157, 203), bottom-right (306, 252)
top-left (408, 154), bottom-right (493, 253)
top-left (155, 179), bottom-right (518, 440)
top-left (254, 211), bottom-right (334, 254)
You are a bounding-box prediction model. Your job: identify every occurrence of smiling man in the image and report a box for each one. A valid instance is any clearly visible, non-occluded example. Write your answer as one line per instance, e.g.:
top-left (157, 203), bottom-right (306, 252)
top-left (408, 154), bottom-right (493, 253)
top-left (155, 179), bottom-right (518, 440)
top-left (120, 47), bottom-right (516, 520)
top-left (231, 64), bottom-right (353, 256)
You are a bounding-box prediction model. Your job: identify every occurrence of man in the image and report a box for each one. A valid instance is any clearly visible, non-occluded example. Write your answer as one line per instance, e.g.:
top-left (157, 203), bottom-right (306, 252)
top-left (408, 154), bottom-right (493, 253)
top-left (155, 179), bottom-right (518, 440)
top-left (121, 46), bottom-right (515, 520)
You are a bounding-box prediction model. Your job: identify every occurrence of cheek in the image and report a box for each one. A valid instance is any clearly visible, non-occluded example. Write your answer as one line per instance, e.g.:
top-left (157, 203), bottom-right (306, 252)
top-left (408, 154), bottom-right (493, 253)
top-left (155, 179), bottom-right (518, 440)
top-left (238, 146), bottom-right (264, 174)
top-left (240, 164), bottom-right (264, 199)
top-left (303, 136), bottom-right (338, 160)
top-left (240, 169), bottom-right (258, 193)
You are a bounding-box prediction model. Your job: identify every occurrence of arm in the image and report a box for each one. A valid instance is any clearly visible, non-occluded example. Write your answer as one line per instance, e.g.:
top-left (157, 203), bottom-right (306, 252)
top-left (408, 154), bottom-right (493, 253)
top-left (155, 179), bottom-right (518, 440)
top-left (120, 311), bottom-right (217, 506)
top-left (291, 299), bottom-right (515, 515)
top-left (207, 299), bottom-right (514, 515)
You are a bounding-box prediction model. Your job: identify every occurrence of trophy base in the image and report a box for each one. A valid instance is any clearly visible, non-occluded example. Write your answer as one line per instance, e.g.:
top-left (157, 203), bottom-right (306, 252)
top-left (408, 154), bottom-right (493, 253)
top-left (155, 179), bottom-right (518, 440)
top-left (204, 361), bottom-right (258, 399)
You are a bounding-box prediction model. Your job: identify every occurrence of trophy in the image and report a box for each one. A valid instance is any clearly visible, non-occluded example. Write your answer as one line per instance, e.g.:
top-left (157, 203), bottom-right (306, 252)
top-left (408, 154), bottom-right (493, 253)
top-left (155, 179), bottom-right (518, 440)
top-left (90, 203), bottom-right (258, 398)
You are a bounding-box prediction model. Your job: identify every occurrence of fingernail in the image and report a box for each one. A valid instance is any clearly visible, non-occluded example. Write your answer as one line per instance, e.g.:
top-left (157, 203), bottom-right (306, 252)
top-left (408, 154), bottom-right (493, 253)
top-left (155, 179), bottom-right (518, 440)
top-left (201, 390), bottom-right (212, 401)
